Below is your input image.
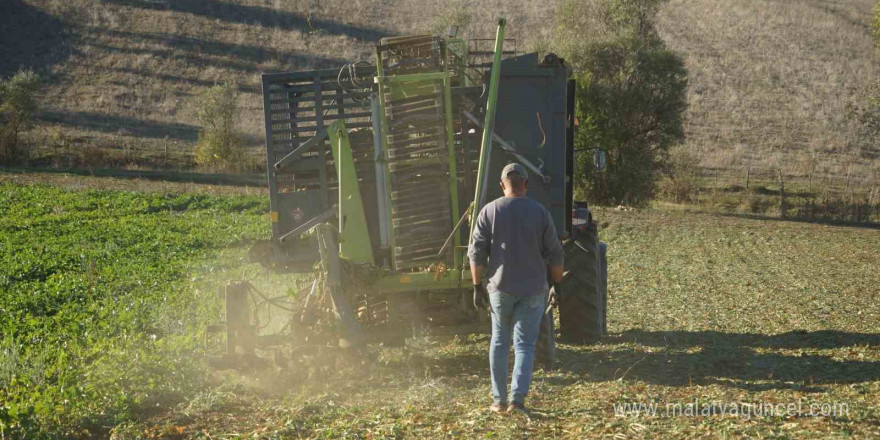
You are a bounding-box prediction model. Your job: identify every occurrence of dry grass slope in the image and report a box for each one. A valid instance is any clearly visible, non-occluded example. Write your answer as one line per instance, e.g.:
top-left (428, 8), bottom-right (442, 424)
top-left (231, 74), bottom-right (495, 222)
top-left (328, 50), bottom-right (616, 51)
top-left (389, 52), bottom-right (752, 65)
top-left (11, 0), bottom-right (554, 169)
top-left (5, 0), bottom-right (879, 189)
top-left (657, 0), bottom-right (880, 178)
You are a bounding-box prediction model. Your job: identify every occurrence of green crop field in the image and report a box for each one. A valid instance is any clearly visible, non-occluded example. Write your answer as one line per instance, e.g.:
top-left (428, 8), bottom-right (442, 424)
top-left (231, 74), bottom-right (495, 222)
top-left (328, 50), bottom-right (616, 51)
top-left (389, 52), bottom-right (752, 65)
top-left (1, 181), bottom-right (878, 439)
top-left (0, 182), bottom-right (269, 438)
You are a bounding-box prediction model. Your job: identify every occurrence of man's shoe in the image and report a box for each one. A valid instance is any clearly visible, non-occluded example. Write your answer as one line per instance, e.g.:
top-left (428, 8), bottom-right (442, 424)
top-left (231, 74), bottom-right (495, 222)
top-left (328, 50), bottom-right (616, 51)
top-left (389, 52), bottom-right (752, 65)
top-left (507, 401), bottom-right (527, 415)
top-left (490, 402), bottom-right (506, 413)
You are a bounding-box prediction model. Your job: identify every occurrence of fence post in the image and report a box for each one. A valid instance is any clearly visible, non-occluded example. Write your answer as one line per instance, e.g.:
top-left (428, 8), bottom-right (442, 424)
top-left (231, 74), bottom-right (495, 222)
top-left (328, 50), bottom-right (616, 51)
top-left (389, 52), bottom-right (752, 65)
top-left (713, 170), bottom-right (718, 196)
top-left (808, 162), bottom-right (813, 194)
top-left (823, 175), bottom-right (831, 202)
top-left (778, 170), bottom-right (787, 219)
top-left (745, 166), bottom-right (750, 190)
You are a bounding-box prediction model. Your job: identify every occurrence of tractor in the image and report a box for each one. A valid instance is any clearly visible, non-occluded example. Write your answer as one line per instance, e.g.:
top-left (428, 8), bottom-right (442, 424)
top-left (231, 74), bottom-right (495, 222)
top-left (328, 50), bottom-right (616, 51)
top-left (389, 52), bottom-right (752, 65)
top-left (216, 18), bottom-right (607, 369)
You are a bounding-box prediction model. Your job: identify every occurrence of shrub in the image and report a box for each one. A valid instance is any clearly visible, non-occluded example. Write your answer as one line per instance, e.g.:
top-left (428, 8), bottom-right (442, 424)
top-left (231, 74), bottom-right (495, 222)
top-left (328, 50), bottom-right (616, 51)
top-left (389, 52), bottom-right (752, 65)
top-left (845, 78), bottom-right (880, 157)
top-left (553, 0), bottom-right (688, 206)
top-left (742, 194), bottom-right (774, 215)
top-left (78, 144), bottom-right (108, 169)
top-left (194, 83), bottom-right (246, 172)
top-left (47, 126), bottom-right (70, 167)
top-left (0, 69), bottom-right (40, 164)
top-left (705, 192), bottom-right (739, 213)
top-left (657, 146), bottom-right (700, 203)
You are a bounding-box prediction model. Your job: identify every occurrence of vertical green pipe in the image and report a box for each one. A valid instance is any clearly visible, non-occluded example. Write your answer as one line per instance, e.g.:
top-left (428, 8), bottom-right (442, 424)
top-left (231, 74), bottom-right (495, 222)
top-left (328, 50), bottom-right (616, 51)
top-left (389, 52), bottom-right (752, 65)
top-left (442, 41), bottom-right (462, 269)
top-left (469, 17), bottom-right (506, 243)
top-left (370, 94), bottom-right (391, 251)
top-left (374, 47), bottom-right (397, 269)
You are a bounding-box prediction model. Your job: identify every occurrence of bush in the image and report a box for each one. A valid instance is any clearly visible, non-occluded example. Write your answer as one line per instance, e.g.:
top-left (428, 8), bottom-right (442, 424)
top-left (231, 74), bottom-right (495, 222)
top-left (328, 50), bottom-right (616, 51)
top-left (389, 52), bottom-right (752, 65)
top-left (553, 0), bottom-right (688, 206)
top-left (657, 146), bottom-right (700, 203)
top-left (0, 69), bottom-right (40, 164)
top-left (742, 193), bottom-right (775, 215)
top-left (194, 83), bottom-right (246, 172)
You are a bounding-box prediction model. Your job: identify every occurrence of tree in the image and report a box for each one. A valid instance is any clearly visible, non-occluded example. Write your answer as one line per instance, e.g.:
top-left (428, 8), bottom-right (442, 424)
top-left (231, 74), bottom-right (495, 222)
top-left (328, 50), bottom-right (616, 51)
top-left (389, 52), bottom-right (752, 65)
top-left (194, 83), bottom-right (246, 172)
top-left (553, 0), bottom-right (688, 206)
top-left (0, 69), bottom-right (40, 164)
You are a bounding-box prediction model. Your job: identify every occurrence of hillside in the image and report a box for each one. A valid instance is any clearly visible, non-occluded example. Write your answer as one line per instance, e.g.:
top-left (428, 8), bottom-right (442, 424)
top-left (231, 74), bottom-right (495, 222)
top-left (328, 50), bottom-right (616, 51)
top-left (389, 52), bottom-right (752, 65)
top-left (4, 0), bottom-right (553, 169)
top-left (3, 0), bottom-right (879, 181)
top-left (657, 0), bottom-right (880, 179)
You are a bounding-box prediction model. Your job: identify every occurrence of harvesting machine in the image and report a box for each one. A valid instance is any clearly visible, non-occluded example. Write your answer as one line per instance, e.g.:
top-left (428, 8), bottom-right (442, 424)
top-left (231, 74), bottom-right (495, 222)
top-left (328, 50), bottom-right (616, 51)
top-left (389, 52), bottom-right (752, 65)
top-left (217, 19), bottom-right (607, 368)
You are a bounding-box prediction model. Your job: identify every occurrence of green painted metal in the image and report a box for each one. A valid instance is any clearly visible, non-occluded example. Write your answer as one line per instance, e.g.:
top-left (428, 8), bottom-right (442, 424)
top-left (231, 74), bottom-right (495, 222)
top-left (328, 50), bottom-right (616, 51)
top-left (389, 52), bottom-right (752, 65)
top-left (373, 46), bottom-right (397, 269)
top-left (374, 39), bottom-right (461, 271)
top-left (316, 222), bottom-right (365, 346)
top-left (387, 156), bottom-right (448, 167)
top-left (370, 269), bottom-right (471, 293)
top-left (446, 38), bottom-right (469, 86)
top-left (469, 18), bottom-right (507, 243)
top-left (327, 119), bottom-right (374, 265)
top-left (441, 40), bottom-right (462, 269)
top-left (376, 71), bottom-right (449, 84)
top-left (377, 76), bottom-right (444, 104)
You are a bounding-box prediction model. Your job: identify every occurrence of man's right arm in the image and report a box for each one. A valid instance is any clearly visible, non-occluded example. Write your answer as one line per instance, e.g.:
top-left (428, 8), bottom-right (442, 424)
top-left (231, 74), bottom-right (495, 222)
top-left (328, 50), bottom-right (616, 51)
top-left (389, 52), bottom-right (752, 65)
top-left (542, 210), bottom-right (564, 283)
top-left (470, 263), bottom-right (484, 285)
top-left (468, 207), bottom-right (492, 309)
top-left (548, 262), bottom-right (564, 284)
top-left (467, 206), bottom-right (491, 284)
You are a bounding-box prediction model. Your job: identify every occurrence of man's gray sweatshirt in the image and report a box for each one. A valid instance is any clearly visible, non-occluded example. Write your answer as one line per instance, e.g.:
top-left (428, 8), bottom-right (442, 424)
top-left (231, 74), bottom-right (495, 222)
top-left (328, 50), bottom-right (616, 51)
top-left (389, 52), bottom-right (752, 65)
top-left (467, 196), bottom-right (565, 296)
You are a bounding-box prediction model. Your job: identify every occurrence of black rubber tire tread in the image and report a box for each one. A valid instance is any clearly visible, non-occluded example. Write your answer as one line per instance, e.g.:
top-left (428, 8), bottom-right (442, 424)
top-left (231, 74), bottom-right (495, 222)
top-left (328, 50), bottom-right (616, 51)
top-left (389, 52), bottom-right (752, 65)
top-left (558, 223), bottom-right (603, 344)
top-left (599, 242), bottom-right (608, 336)
top-left (535, 306), bottom-right (556, 370)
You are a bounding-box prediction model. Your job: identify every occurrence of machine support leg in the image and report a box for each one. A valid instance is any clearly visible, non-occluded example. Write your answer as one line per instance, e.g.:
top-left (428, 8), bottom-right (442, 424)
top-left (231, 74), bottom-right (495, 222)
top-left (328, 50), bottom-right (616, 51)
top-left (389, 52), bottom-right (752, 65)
top-left (224, 282), bottom-right (255, 356)
top-left (316, 223), bottom-right (365, 348)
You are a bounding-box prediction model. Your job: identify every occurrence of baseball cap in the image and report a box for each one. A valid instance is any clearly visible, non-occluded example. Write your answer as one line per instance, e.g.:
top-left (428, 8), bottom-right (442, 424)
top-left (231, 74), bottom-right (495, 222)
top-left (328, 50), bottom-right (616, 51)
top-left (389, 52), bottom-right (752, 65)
top-left (501, 162), bottom-right (528, 181)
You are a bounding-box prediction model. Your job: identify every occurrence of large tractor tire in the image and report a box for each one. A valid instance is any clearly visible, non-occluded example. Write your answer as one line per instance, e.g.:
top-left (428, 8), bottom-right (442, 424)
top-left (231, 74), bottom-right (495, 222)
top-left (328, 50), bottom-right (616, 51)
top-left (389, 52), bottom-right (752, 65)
top-left (558, 222), bottom-right (606, 344)
top-left (535, 306), bottom-right (556, 370)
top-left (599, 242), bottom-right (608, 335)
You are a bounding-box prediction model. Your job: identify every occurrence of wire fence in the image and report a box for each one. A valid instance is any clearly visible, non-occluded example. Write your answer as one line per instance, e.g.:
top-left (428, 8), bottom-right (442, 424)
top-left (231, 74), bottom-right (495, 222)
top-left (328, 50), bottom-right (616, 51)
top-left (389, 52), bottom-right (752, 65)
top-left (697, 165), bottom-right (878, 202)
top-left (690, 164), bottom-right (878, 223)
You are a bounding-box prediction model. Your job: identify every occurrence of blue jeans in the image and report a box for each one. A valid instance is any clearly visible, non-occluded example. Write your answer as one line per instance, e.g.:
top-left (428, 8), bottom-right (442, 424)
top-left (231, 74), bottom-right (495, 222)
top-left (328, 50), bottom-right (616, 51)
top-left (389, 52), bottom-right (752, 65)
top-left (488, 290), bottom-right (546, 405)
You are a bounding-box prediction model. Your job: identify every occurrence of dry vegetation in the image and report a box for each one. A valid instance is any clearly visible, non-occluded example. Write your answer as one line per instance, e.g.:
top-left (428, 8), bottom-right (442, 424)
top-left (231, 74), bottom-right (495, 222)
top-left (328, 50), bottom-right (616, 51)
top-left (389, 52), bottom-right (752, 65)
top-left (6, 0), bottom-right (554, 169)
top-left (657, 0), bottom-right (880, 181)
top-left (4, 0), bottom-right (877, 196)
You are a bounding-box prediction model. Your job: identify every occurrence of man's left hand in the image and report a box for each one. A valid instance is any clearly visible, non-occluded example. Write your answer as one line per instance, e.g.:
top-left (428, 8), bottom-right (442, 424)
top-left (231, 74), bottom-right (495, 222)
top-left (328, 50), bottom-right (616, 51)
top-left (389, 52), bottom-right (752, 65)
top-left (549, 283), bottom-right (562, 307)
top-left (473, 283), bottom-right (489, 310)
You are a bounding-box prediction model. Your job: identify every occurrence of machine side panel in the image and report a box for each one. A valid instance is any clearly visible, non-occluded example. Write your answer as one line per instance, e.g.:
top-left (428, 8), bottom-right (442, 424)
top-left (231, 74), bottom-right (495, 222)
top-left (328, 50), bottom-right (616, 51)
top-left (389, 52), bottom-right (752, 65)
top-left (490, 60), bottom-right (570, 235)
top-left (261, 68), bottom-right (379, 264)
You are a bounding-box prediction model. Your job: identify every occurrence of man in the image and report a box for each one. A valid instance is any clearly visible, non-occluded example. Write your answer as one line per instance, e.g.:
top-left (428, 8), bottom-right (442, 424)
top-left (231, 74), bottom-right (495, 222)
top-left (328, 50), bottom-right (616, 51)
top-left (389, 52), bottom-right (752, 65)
top-left (467, 162), bottom-right (565, 414)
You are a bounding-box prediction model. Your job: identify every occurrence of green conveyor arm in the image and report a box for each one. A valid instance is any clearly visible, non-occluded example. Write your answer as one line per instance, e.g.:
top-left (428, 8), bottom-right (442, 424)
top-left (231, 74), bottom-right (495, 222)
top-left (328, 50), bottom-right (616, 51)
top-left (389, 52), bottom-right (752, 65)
top-left (469, 17), bottom-right (507, 243)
